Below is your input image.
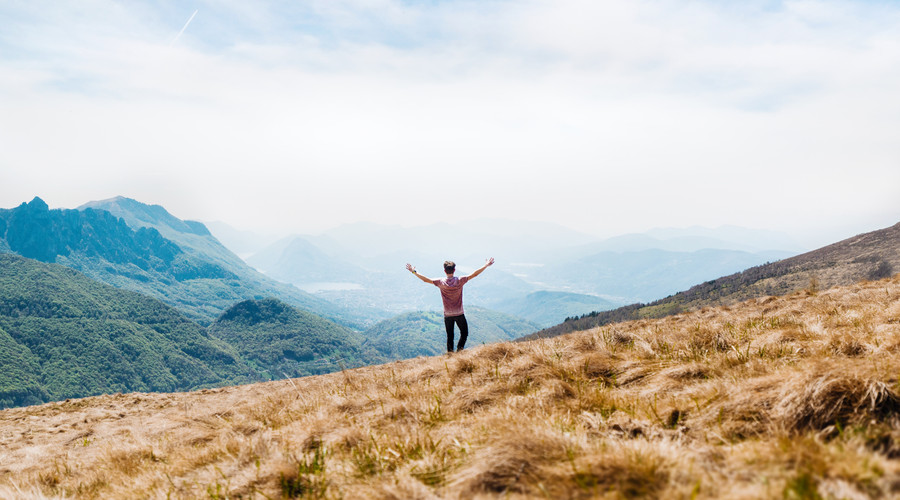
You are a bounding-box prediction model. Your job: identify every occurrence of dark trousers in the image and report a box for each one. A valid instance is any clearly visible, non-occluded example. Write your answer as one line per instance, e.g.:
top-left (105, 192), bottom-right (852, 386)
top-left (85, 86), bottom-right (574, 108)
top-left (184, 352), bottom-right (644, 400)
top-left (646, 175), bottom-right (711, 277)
top-left (444, 314), bottom-right (469, 352)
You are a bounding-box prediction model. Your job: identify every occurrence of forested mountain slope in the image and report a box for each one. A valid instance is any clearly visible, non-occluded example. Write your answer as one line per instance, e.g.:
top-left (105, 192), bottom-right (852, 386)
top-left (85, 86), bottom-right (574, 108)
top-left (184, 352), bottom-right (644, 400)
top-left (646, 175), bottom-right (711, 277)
top-left (0, 254), bottom-right (255, 409)
top-left (208, 298), bottom-right (386, 379)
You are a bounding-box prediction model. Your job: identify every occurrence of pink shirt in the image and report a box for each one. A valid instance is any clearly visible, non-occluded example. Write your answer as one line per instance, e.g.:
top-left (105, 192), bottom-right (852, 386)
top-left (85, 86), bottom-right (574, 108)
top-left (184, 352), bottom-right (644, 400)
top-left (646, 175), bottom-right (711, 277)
top-left (432, 276), bottom-right (469, 317)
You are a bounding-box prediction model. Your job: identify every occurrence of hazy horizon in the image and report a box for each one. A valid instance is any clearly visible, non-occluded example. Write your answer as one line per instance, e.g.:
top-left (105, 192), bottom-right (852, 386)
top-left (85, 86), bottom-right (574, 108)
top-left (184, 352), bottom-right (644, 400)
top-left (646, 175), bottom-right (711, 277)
top-left (3, 1), bottom-right (899, 248)
top-left (2, 193), bottom-right (897, 252)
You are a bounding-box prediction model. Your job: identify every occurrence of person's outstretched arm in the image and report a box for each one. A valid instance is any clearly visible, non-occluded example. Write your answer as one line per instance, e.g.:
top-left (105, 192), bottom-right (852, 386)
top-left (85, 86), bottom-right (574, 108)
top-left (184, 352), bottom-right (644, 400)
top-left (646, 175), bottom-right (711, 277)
top-left (406, 263), bottom-right (434, 284)
top-left (467, 257), bottom-right (495, 280)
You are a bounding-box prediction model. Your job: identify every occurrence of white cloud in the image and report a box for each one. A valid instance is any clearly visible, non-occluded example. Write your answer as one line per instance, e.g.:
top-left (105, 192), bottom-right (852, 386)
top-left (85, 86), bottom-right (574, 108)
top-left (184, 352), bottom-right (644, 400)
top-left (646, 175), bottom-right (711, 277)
top-left (0, 0), bottom-right (898, 242)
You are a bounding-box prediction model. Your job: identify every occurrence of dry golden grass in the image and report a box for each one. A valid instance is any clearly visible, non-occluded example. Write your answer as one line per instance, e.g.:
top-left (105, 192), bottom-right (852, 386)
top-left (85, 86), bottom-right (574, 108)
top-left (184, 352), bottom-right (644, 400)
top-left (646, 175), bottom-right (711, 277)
top-left (4, 275), bottom-right (900, 499)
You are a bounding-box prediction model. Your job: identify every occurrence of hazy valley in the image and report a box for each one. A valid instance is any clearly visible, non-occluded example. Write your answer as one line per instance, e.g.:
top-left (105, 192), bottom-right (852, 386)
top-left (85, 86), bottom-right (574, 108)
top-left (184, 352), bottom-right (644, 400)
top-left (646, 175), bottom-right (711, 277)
top-left (229, 217), bottom-right (798, 328)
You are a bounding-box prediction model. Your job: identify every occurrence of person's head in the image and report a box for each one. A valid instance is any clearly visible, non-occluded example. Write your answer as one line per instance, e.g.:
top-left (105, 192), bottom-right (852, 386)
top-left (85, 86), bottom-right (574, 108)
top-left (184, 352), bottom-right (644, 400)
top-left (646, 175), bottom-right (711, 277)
top-left (443, 260), bottom-right (456, 275)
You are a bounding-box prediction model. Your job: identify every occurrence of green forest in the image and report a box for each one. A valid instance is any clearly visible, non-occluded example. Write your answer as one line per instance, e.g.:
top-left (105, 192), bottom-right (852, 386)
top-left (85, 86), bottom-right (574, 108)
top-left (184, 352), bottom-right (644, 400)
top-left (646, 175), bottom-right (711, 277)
top-left (209, 298), bottom-right (387, 379)
top-left (0, 254), bottom-right (260, 408)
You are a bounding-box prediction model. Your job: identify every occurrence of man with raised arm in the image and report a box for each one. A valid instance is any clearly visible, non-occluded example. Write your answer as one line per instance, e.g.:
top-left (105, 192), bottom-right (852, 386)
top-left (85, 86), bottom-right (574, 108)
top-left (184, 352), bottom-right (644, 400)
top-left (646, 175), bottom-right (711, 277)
top-left (406, 258), bottom-right (495, 353)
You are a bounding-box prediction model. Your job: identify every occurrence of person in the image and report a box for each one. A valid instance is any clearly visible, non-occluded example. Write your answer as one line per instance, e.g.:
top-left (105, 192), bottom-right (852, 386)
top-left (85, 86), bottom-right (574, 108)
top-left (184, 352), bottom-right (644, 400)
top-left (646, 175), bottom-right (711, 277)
top-left (406, 258), bottom-right (495, 353)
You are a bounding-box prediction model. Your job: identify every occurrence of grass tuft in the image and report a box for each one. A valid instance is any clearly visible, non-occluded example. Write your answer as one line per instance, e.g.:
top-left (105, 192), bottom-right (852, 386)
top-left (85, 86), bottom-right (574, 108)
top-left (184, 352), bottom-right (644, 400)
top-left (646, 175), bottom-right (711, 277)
top-left (773, 367), bottom-right (900, 433)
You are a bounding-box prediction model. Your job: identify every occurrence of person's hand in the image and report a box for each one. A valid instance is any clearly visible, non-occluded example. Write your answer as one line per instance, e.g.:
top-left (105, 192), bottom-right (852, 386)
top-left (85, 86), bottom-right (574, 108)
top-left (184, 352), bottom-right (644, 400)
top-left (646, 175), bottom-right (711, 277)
top-left (486, 257), bottom-right (495, 267)
top-left (406, 263), bottom-right (416, 273)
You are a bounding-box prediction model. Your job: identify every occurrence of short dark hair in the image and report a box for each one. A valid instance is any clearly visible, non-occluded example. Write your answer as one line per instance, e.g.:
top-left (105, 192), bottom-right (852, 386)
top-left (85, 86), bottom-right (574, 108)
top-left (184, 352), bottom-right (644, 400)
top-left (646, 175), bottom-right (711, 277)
top-left (443, 261), bottom-right (456, 273)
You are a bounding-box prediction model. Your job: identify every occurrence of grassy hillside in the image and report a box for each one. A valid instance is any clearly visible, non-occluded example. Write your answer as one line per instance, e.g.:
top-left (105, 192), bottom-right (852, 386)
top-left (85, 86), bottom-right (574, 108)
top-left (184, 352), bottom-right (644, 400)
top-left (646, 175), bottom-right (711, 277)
top-left (4, 275), bottom-right (900, 498)
top-left (529, 221), bottom-right (900, 340)
top-left (208, 298), bottom-right (386, 379)
top-left (365, 307), bottom-right (540, 358)
top-left (0, 254), bottom-right (256, 409)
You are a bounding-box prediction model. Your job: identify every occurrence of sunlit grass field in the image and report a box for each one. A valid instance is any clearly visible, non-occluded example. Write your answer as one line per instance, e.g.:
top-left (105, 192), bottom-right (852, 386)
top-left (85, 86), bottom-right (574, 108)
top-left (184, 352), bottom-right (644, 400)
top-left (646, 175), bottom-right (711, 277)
top-left (3, 275), bottom-right (900, 498)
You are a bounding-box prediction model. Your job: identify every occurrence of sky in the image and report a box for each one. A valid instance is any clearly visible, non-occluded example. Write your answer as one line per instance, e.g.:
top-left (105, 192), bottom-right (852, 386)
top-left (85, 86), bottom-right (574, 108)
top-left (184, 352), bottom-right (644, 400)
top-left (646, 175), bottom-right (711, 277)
top-left (1, 0), bottom-right (899, 247)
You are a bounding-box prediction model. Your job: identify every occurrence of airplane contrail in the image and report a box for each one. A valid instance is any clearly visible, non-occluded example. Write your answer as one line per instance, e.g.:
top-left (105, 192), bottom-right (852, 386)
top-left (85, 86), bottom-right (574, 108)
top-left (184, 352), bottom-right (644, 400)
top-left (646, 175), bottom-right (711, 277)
top-left (170, 9), bottom-right (198, 46)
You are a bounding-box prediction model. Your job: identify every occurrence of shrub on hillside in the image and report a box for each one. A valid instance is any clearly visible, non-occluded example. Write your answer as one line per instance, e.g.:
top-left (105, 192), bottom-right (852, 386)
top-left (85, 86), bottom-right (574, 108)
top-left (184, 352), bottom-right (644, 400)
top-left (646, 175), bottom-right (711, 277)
top-left (869, 260), bottom-right (894, 281)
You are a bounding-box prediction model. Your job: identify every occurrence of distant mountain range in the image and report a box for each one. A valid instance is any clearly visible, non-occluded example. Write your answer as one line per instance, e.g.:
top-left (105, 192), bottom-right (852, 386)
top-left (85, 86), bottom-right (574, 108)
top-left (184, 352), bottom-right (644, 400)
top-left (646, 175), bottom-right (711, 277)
top-left (202, 221), bottom-right (280, 258)
top-left (551, 225), bottom-right (804, 256)
top-left (245, 233), bottom-right (540, 319)
top-left (527, 220), bottom-right (900, 340)
top-left (230, 220), bottom-right (799, 326)
top-left (248, 235), bottom-right (370, 285)
top-left (522, 248), bottom-right (792, 303)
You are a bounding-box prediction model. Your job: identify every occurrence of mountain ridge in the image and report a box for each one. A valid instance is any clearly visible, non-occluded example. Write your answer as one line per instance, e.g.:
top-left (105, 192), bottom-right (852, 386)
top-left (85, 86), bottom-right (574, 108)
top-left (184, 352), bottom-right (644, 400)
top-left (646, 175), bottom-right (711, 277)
top-left (79, 196), bottom-right (212, 237)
